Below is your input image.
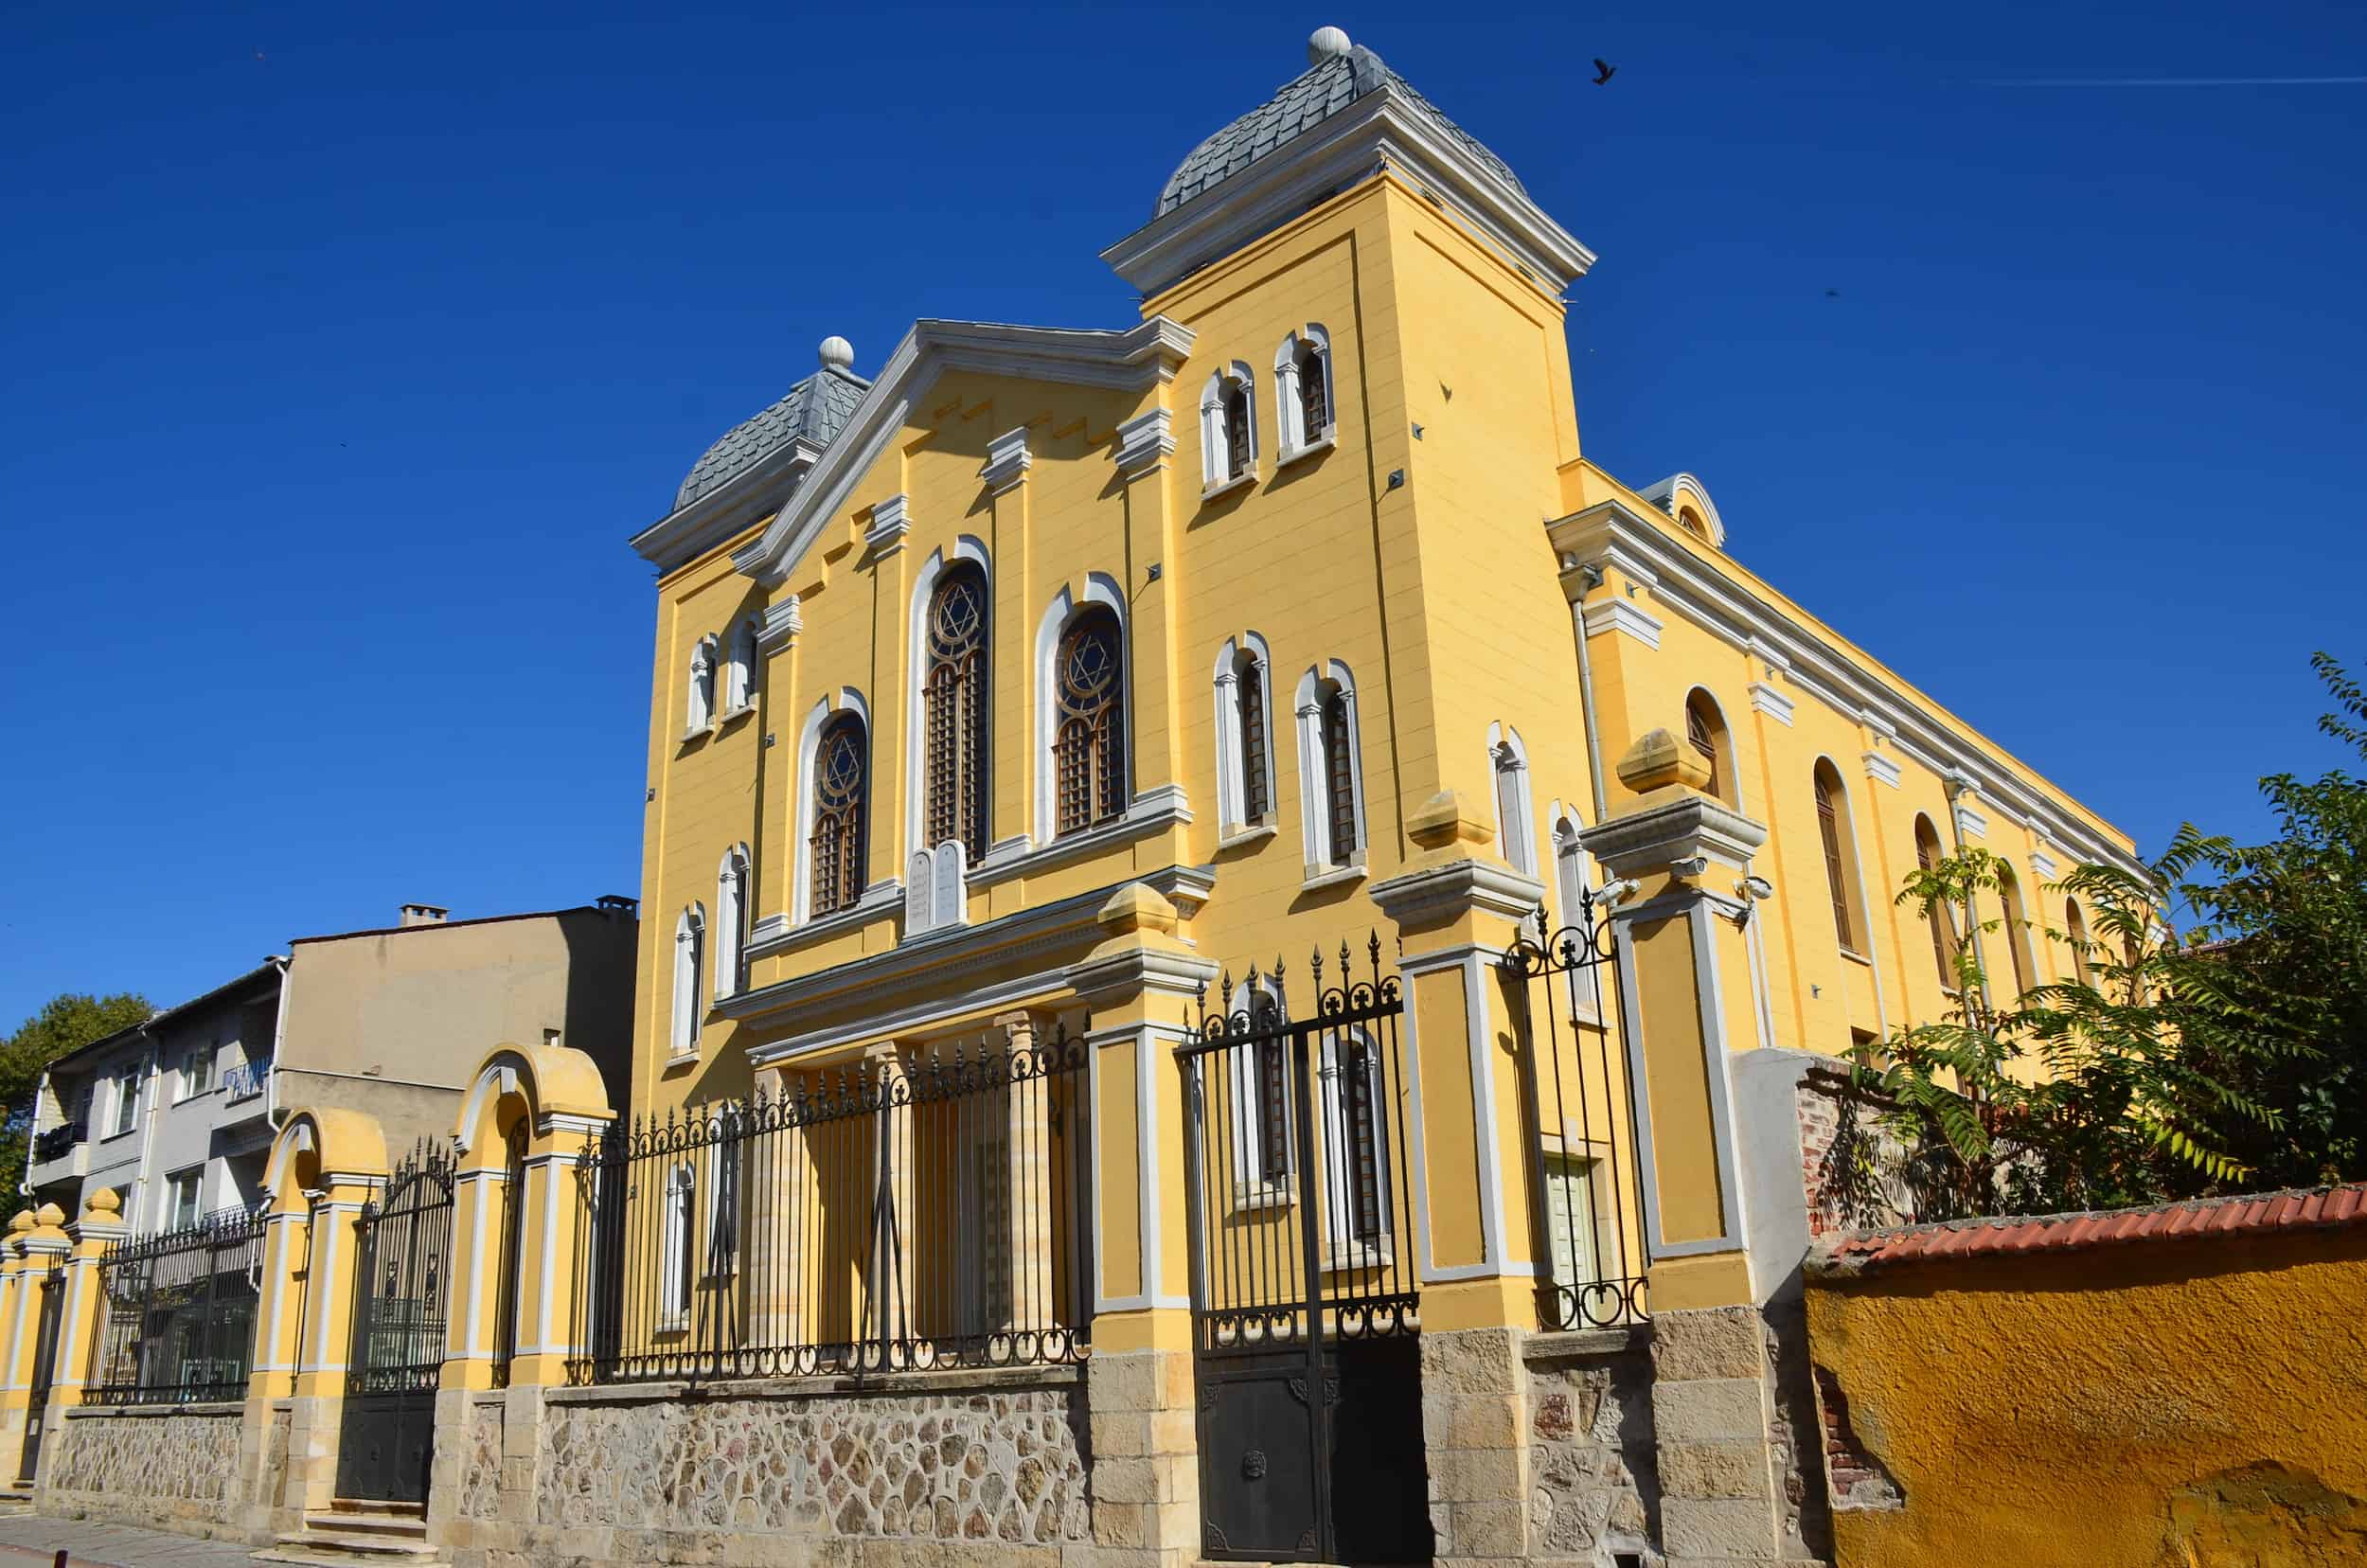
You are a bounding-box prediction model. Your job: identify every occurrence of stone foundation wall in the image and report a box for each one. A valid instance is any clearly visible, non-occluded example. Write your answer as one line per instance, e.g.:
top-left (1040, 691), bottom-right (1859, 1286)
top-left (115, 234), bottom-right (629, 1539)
top-left (445, 1366), bottom-right (1090, 1568)
top-left (1522, 1327), bottom-right (1658, 1563)
top-left (39, 1403), bottom-right (246, 1537)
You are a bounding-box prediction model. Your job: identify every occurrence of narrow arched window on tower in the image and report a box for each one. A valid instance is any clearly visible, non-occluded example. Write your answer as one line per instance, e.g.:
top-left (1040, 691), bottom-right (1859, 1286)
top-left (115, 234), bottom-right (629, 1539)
top-left (1237, 655), bottom-right (1271, 823)
top-left (923, 565), bottom-right (989, 858)
top-left (1054, 608), bottom-right (1126, 834)
top-left (1223, 379), bottom-right (1252, 479)
top-left (1684, 691), bottom-right (1732, 805)
top-left (809, 714), bottom-right (869, 917)
top-left (1998, 866), bottom-right (2034, 997)
top-left (670, 905), bottom-right (704, 1056)
top-left (2065, 897), bottom-right (2092, 986)
top-left (1321, 684), bottom-right (1358, 863)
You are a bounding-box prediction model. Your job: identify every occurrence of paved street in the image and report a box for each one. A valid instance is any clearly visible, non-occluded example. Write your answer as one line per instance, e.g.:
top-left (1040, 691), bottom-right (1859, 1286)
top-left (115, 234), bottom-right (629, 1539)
top-left (0, 1516), bottom-right (258, 1568)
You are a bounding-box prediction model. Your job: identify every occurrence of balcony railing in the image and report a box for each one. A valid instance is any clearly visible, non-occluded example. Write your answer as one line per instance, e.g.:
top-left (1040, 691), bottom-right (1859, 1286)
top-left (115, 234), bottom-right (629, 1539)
top-left (222, 1060), bottom-right (271, 1102)
top-left (31, 1121), bottom-right (82, 1164)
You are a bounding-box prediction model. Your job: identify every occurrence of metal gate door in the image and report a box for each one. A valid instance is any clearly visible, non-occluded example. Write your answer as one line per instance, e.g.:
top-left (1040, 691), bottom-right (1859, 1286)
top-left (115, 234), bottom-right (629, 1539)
top-left (336, 1144), bottom-right (455, 1505)
top-left (15, 1266), bottom-right (62, 1483)
top-left (1177, 940), bottom-right (1431, 1565)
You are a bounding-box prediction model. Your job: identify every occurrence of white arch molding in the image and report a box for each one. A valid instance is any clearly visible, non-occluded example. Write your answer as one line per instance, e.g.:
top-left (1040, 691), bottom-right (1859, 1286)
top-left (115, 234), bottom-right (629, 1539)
top-left (1213, 632), bottom-right (1277, 833)
top-left (1032, 574), bottom-right (1130, 844)
top-left (792, 688), bottom-right (872, 925)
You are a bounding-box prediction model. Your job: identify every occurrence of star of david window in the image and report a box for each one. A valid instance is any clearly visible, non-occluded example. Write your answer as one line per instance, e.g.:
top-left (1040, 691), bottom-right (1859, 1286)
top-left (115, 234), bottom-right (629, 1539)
top-left (1054, 608), bottom-right (1126, 836)
top-left (924, 567), bottom-right (988, 858)
top-left (810, 714), bottom-right (868, 918)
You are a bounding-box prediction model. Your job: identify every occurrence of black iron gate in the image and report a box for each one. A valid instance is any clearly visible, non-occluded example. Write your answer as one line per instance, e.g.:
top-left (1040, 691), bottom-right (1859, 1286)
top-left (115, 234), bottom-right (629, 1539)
top-left (336, 1143), bottom-right (455, 1505)
top-left (1177, 938), bottom-right (1430, 1565)
top-left (15, 1265), bottom-right (62, 1483)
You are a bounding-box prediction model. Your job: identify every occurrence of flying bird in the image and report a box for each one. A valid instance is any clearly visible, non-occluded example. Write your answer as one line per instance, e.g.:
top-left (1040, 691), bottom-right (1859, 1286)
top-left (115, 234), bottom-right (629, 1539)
top-left (1592, 58), bottom-right (1616, 85)
top-left (252, 46), bottom-right (266, 62)
top-left (1824, 288), bottom-right (1842, 298)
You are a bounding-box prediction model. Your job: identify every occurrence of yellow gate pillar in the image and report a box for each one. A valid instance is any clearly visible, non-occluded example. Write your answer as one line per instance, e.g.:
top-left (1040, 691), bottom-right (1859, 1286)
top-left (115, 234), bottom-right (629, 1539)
top-left (244, 1110), bottom-right (344, 1539)
top-left (0, 1209), bottom-right (66, 1494)
top-left (30, 1193), bottom-right (124, 1503)
top-left (1581, 728), bottom-right (1791, 1562)
top-left (281, 1116), bottom-right (391, 1517)
top-left (1368, 790), bottom-right (1551, 1563)
top-left (1065, 883), bottom-right (1217, 1568)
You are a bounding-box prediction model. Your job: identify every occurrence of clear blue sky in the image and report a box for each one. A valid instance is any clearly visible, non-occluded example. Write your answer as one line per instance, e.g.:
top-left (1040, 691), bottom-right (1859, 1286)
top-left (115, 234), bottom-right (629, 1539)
top-left (4, 1), bottom-right (2362, 1025)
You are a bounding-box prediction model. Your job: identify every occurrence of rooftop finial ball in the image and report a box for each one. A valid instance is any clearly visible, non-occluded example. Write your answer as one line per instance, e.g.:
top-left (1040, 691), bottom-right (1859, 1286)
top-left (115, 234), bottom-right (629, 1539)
top-left (819, 336), bottom-right (855, 371)
top-left (1308, 27), bottom-right (1352, 63)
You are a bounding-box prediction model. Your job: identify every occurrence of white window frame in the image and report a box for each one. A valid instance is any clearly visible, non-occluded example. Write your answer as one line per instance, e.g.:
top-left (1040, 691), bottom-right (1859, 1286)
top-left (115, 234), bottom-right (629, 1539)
top-left (792, 687), bottom-right (872, 925)
top-left (176, 1045), bottom-right (215, 1101)
top-left (1540, 1150), bottom-right (1610, 1298)
top-left (1273, 324), bottom-right (1335, 461)
top-left (1488, 722), bottom-right (1539, 877)
top-left (1547, 801), bottom-right (1604, 1024)
top-left (1212, 633), bottom-right (1278, 836)
top-left (1199, 362), bottom-right (1258, 495)
top-left (165, 1167), bottom-right (204, 1231)
top-left (721, 617), bottom-right (757, 716)
top-left (1317, 1026), bottom-right (1392, 1272)
top-left (686, 634), bottom-right (718, 734)
top-left (1031, 575), bottom-right (1130, 845)
top-left (1226, 977), bottom-right (1294, 1210)
top-left (1294, 661), bottom-right (1369, 880)
top-left (702, 1124), bottom-right (740, 1282)
top-left (670, 904), bottom-right (704, 1057)
top-left (714, 846), bottom-right (749, 1001)
top-left (658, 1162), bottom-right (696, 1332)
top-left (108, 1067), bottom-right (140, 1137)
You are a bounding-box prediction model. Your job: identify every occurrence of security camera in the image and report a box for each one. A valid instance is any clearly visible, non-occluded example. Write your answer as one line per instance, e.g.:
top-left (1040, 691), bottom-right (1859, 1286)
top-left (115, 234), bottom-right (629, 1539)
top-left (1740, 875), bottom-right (1775, 901)
top-left (1670, 855), bottom-right (1709, 879)
top-left (1596, 877), bottom-right (1643, 906)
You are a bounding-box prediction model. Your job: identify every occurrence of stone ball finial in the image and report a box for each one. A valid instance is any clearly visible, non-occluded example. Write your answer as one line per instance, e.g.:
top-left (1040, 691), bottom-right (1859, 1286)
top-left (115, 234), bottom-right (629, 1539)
top-left (818, 335), bottom-right (855, 371)
top-left (34, 1203), bottom-right (65, 1230)
top-left (8, 1210), bottom-right (32, 1236)
top-left (1308, 26), bottom-right (1352, 63)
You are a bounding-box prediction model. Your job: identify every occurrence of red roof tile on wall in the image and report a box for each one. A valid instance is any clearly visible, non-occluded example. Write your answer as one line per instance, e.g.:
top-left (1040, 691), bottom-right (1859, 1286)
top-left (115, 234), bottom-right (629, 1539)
top-left (1807, 1184), bottom-right (2367, 1278)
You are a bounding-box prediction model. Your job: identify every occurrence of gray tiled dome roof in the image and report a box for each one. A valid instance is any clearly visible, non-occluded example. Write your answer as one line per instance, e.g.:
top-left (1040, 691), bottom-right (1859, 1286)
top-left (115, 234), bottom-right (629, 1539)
top-left (1156, 41), bottom-right (1525, 220)
top-left (674, 358), bottom-right (871, 511)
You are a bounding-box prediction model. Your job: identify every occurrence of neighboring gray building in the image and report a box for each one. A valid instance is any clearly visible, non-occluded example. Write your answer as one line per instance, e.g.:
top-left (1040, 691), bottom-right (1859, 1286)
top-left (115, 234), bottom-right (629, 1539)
top-left (22, 898), bottom-right (637, 1230)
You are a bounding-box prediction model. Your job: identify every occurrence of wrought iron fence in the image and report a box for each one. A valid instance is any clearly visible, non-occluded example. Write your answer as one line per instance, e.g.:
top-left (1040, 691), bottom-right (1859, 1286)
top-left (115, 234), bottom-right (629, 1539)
top-left (86, 1208), bottom-right (268, 1405)
top-left (1501, 894), bottom-right (1651, 1328)
top-left (568, 1024), bottom-right (1093, 1385)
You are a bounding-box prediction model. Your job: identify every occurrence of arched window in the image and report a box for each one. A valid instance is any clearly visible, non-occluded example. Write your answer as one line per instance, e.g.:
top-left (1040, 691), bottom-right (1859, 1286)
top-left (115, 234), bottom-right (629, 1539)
top-left (1200, 363), bottom-right (1257, 490)
top-left (1320, 1027), bottom-right (1391, 1259)
top-left (810, 713), bottom-right (869, 918)
top-left (714, 846), bottom-right (749, 1002)
top-left (1295, 662), bottom-right (1368, 873)
top-left (1913, 815), bottom-right (1957, 990)
top-left (1813, 761), bottom-right (1866, 954)
top-left (922, 564), bottom-right (989, 859)
top-left (1684, 690), bottom-right (1735, 806)
top-left (1488, 722), bottom-right (1538, 877)
top-left (1214, 635), bottom-right (1276, 832)
top-left (1997, 866), bottom-right (2034, 998)
top-left (670, 905), bottom-right (704, 1056)
top-left (722, 618), bottom-right (756, 714)
top-left (1274, 326), bottom-right (1334, 455)
top-left (658, 1162), bottom-right (696, 1331)
top-left (1677, 507), bottom-right (1708, 542)
top-left (1549, 805), bottom-right (1603, 1022)
top-left (2064, 898), bottom-right (2092, 985)
top-left (1054, 608), bottom-right (1126, 835)
top-left (686, 635), bottom-right (717, 733)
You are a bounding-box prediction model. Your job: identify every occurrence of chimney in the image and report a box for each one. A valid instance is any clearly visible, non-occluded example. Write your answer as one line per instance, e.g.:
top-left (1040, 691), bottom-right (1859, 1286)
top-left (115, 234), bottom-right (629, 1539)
top-left (400, 903), bottom-right (449, 928)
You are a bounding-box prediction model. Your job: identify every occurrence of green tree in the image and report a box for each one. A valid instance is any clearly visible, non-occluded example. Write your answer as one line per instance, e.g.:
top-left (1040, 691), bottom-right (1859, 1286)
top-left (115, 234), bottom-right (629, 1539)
top-left (2, 991), bottom-right (154, 1191)
top-left (2179, 652), bottom-right (2367, 1187)
top-left (1840, 833), bottom-right (2281, 1221)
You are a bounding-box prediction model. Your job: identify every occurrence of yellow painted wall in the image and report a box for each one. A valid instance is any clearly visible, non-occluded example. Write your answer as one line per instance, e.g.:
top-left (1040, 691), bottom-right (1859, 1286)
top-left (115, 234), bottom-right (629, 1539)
top-left (1806, 1229), bottom-right (2367, 1567)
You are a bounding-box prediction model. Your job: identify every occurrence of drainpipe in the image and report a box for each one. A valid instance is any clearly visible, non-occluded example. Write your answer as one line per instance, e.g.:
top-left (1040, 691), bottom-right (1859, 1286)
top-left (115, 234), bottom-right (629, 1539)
top-left (1563, 559), bottom-right (1611, 825)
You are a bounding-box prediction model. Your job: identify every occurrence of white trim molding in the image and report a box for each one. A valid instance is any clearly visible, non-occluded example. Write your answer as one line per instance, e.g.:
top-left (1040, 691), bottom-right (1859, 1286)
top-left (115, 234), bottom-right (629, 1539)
top-left (756, 594), bottom-right (803, 655)
top-left (1862, 749), bottom-right (1903, 790)
top-left (791, 686), bottom-right (873, 927)
top-left (864, 492), bottom-right (911, 555)
top-left (1113, 408), bottom-right (1175, 478)
top-left (1581, 597), bottom-right (1663, 651)
top-left (1295, 659), bottom-right (1370, 875)
top-left (1954, 803), bottom-right (1990, 840)
top-left (1213, 633), bottom-right (1278, 835)
top-left (903, 538), bottom-right (992, 869)
top-left (1032, 573), bottom-right (1130, 846)
top-left (1747, 681), bottom-right (1795, 726)
top-left (979, 427), bottom-right (1031, 494)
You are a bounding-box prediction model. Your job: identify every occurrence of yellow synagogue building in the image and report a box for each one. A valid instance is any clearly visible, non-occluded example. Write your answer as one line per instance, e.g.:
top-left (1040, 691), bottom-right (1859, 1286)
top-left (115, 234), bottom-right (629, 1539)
top-left (0, 27), bottom-right (2152, 1568)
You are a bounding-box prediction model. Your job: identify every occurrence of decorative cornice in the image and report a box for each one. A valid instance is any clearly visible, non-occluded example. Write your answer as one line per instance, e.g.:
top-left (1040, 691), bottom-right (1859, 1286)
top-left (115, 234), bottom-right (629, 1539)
top-left (864, 492), bottom-right (911, 555)
top-left (980, 427), bottom-right (1032, 495)
top-left (2029, 850), bottom-right (2060, 882)
top-left (756, 594), bottom-right (803, 654)
top-left (744, 879), bottom-right (903, 962)
top-left (1862, 750), bottom-right (1903, 790)
top-left (1063, 944), bottom-right (1220, 1010)
top-left (1549, 500), bottom-right (2143, 879)
top-left (1954, 803), bottom-right (1990, 840)
top-left (1113, 408), bottom-right (1175, 478)
top-left (1102, 100), bottom-right (1594, 298)
top-left (1580, 793), bottom-right (1770, 879)
top-left (1581, 597), bottom-right (1663, 651)
top-left (728, 316), bottom-right (1195, 587)
top-left (970, 788), bottom-right (1193, 891)
top-left (1367, 857), bottom-right (1544, 931)
top-left (1747, 681), bottom-right (1795, 726)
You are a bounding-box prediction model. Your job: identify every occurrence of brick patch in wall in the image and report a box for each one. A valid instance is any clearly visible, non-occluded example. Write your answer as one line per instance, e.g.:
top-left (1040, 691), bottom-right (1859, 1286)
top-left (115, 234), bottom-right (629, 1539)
top-left (1811, 1365), bottom-right (1902, 1512)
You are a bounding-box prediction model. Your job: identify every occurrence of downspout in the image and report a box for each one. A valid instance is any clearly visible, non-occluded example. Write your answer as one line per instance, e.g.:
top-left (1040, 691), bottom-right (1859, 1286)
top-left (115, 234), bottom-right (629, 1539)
top-left (265, 954), bottom-right (293, 1143)
top-left (1564, 560), bottom-right (1611, 825)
